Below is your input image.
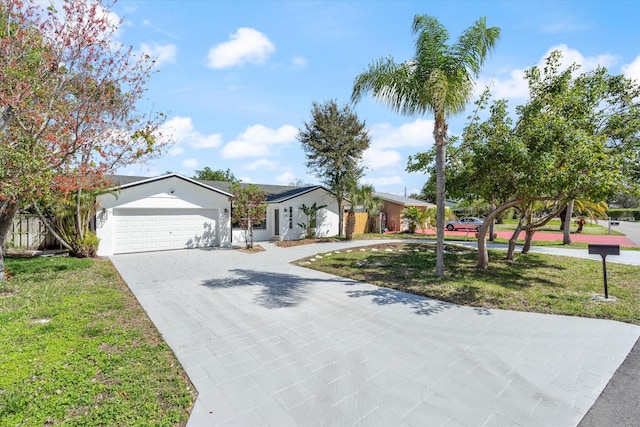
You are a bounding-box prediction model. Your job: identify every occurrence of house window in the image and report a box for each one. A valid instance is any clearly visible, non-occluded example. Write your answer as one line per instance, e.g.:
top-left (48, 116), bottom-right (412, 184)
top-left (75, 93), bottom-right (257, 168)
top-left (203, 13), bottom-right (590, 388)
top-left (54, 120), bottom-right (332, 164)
top-left (289, 206), bottom-right (293, 229)
top-left (230, 208), bottom-right (266, 229)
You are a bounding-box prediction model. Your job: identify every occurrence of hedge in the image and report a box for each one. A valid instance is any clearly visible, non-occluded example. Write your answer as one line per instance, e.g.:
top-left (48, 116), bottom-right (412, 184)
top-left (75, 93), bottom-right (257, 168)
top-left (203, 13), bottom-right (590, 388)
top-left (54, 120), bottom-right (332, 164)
top-left (607, 209), bottom-right (640, 220)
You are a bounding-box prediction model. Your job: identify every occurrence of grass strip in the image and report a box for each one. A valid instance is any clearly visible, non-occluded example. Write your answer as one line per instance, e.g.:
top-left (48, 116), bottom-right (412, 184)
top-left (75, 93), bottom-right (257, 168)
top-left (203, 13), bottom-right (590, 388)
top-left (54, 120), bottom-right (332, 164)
top-left (0, 256), bottom-right (194, 426)
top-left (298, 242), bottom-right (640, 325)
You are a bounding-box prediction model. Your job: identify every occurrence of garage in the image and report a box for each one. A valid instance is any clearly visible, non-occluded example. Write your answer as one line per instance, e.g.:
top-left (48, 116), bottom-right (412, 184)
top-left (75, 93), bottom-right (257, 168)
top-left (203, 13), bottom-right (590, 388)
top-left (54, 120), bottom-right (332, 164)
top-left (112, 208), bottom-right (218, 254)
top-left (96, 174), bottom-right (233, 256)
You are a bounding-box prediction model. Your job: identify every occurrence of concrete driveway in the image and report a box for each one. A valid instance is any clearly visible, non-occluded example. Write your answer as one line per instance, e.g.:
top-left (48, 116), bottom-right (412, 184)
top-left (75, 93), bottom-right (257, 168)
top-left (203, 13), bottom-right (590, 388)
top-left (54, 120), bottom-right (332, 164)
top-left (111, 241), bottom-right (640, 426)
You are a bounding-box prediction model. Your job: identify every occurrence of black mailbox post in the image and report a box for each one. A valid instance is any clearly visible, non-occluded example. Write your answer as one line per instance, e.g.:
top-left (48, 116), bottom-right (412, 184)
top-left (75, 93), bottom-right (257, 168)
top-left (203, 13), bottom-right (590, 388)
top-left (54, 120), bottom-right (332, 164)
top-left (588, 244), bottom-right (620, 299)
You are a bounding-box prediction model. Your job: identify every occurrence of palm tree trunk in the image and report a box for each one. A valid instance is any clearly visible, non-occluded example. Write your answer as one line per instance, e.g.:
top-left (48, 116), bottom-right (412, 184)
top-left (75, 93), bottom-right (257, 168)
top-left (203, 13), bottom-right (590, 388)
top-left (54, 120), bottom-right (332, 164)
top-left (345, 210), bottom-right (355, 240)
top-left (563, 200), bottom-right (574, 244)
top-left (434, 117), bottom-right (447, 277)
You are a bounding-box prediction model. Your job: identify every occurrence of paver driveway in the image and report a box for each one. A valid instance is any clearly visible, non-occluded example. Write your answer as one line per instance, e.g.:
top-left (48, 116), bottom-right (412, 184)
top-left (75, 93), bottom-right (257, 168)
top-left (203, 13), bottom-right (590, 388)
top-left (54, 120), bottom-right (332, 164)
top-left (111, 241), bottom-right (640, 426)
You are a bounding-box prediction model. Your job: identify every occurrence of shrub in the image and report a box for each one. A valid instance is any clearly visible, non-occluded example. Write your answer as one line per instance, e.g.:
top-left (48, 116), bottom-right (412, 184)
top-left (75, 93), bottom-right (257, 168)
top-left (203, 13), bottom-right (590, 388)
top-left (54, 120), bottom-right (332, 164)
top-left (607, 209), bottom-right (640, 221)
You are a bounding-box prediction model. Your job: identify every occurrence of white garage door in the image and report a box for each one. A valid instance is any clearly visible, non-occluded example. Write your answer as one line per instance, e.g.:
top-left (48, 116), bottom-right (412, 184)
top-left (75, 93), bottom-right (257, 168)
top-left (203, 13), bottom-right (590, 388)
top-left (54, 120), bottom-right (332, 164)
top-left (113, 208), bottom-right (218, 254)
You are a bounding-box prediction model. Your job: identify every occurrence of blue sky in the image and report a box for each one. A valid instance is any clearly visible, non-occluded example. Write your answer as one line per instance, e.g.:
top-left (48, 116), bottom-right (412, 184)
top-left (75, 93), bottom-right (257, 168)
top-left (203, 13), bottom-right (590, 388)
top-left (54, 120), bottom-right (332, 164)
top-left (111, 0), bottom-right (640, 196)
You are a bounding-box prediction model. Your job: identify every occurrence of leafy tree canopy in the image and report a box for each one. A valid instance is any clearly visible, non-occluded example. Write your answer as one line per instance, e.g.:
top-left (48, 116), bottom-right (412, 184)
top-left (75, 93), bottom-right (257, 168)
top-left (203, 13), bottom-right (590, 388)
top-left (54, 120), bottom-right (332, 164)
top-left (297, 99), bottom-right (370, 236)
top-left (230, 183), bottom-right (267, 249)
top-left (193, 167), bottom-right (238, 182)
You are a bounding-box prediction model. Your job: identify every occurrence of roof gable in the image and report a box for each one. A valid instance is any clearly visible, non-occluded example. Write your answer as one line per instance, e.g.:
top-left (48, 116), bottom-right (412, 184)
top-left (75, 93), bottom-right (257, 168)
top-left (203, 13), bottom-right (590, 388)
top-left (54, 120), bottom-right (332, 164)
top-left (375, 192), bottom-right (435, 207)
top-left (107, 173), bottom-right (234, 197)
top-left (108, 174), bottom-right (330, 202)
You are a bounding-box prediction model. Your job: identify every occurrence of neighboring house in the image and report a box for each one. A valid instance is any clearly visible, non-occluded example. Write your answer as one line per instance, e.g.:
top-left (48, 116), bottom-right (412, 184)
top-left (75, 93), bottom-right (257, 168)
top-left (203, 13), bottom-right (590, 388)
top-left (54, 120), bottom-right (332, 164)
top-left (375, 192), bottom-right (435, 232)
top-left (95, 173), bottom-right (339, 256)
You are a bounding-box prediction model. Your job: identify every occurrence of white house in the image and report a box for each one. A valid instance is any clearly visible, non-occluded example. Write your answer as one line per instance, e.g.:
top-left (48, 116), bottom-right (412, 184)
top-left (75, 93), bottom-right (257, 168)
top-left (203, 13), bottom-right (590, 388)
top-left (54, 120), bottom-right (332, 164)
top-left (95, 173), bottom-right (339, 256)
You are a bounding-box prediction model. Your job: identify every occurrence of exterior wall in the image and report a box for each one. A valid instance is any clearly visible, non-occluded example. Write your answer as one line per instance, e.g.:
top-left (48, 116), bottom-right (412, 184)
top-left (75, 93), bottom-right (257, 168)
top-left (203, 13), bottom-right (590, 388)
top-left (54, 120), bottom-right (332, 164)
top-left (383, 201), bottom-right (404, 232)
top-left (96, 176), bottom-right (231, 256)
top-left (231, 188), bottom-right (339, 244)
top-left (382, 202), bottom-right (432, 232)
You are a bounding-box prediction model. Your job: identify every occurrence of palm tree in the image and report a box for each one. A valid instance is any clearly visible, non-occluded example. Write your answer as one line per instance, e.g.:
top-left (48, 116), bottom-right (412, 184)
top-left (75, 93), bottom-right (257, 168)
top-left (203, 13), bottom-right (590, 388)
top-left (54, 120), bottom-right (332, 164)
top-left (345, 181), bottom-right (381, 240)
top-left (351, 14), bottom-right (500, 276)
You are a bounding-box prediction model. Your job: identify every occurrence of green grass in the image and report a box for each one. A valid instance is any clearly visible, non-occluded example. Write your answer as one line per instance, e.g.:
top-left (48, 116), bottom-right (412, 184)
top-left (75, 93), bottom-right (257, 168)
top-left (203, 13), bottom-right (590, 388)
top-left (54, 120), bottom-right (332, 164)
top-left (495, 218), bottom-right (624, 235)
top-left (298, 242), bottom-right (640, 325)
top-left (356, 232), bottom-right (640, 251)
top-left (0, 256), bottom-right (194, 426)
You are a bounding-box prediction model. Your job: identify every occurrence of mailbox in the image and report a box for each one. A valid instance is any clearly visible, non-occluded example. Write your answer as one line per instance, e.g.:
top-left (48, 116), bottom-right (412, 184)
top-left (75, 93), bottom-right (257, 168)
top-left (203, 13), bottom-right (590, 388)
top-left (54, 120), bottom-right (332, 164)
top-left (588, 244), bottom-right (620, 299)
top-left (588, 244), bottom-right (620, 256)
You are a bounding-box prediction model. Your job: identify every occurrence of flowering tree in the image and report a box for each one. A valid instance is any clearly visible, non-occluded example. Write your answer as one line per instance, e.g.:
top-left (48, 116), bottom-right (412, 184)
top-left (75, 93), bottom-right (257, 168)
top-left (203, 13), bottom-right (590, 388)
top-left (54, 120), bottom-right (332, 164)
top-left (230, 183), bottom-right (267, 249)
top-left (0, 0), bottom-right (171, 277)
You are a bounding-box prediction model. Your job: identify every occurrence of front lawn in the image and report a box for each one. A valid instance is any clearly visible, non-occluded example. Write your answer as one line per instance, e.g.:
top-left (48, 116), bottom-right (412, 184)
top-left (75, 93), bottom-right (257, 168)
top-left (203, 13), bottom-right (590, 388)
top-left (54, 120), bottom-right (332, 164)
top-left (355, 232), bottom-right (640, 250)
top-left (0, 256), bottom-right (194, 426)
top-left (494, 218), bottom-right (623, 235)
top-left (298, 242), bottom-right (640, 325)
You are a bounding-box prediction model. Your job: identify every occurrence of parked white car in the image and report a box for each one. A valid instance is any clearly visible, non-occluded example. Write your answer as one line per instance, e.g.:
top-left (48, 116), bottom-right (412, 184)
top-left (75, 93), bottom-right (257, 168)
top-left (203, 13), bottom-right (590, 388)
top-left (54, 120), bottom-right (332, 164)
top-left (445, 217), bottom-right (484, 231)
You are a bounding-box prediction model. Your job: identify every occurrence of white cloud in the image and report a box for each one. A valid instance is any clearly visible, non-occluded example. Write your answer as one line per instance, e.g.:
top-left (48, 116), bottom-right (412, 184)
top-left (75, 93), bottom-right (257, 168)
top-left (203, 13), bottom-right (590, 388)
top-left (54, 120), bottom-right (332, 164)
top-left (480, 68), bottom-right (529, 100)
top-left (207, 27), bottom-right (275, 69)
top-left (238, 176), bottom-right (253, 183)
top-left (363, 175), bottom-right (404, 187)
top-left (139, 43), bottom-right (177, 66)
top-left (222, 124), bottom-right (297, 159)
top-left (369, 119), bottom-right (435, 149)
top-left (161, 116), bottom-right (222, 149)
top-left (292, 56), bottom-right (308, 68)
top-left (274, 172), bottom-right (296, 184)
top-left (181, 158), bottom-right (198, 168)
top-left (168, 146), bottom-right (184, 156)
top-left (246, 159), bottom-right (278, 171)
top-left (363, 148), bottom-right (402, 171)
top-left (542, 44), bottom-right (618, 72)
top-left (622, 55), bottom-right (640, 83)
top-left (485, 44), bottom-right (620, 101)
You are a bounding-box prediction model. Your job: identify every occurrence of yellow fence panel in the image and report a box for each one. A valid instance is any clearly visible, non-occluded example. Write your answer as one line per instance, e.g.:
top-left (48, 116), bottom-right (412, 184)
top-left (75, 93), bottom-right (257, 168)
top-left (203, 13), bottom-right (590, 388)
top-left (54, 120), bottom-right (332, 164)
top-left (343, 212), bottom-right (370, 235)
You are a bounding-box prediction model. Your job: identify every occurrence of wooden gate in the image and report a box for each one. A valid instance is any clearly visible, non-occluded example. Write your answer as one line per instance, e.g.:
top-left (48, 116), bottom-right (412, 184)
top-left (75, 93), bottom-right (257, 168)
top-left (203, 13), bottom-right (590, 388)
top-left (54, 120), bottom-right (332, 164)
top-left (343, 212), bottom-right (370, 235)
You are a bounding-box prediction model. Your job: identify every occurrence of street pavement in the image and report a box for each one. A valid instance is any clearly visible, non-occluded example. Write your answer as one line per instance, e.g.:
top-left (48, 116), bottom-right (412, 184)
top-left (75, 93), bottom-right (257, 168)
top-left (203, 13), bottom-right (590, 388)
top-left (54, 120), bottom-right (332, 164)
top-left (611, 220), bottom-right (640, 246)
top-left (111, 240), bottom-right (640, 426)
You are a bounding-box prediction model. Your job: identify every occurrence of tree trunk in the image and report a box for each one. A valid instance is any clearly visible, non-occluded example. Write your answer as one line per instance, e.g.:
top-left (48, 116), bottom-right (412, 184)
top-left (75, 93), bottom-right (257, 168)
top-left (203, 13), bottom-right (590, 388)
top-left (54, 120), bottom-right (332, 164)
top-left (434, 117), bottom-right (447, 277)
top-left (489, 199), bottom-right (496, 241)
top-left (0, 200), bottom-right (20, 281)
top-left (345, 210), bottom-right (355, 240)
top-left (563, 200), bottom-right (574, 244)
top-left (337, 198), bottom-right (344, 237)
top-left (31, 202), bottom-right (74, 252)
top-left (522, 230), bottom-right (535, 253)
top-left (506, 218), bottom-right (524, 261)
top-left (559, 205), bottom-right (567, 230)
top-left (477, 199), bottom-right (521, 269)
top-left (76, 188), bottom-right (84, 241)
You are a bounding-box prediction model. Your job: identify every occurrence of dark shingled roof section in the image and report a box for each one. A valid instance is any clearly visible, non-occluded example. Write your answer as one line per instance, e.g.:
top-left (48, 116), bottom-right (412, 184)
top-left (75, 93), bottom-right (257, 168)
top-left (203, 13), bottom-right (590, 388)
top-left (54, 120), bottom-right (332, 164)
top-left (107, 175), bottom-right (150, 186)
top-left (197, 180), bottom-right (322, 202)
top-left (107, 175), bottom-right (324, 202)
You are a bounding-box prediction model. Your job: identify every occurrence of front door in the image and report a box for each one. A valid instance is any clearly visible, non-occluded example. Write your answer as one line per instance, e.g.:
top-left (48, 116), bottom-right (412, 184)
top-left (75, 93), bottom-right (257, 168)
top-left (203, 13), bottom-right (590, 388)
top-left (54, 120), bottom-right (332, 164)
top-left (274, 209), bottom-right (280, 236)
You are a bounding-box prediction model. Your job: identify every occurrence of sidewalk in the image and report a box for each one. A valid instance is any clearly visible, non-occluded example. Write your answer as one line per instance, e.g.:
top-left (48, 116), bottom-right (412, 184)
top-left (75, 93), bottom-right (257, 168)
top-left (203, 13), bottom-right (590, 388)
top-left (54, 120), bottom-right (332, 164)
top-left (394, 228), bottom-right (638, 247)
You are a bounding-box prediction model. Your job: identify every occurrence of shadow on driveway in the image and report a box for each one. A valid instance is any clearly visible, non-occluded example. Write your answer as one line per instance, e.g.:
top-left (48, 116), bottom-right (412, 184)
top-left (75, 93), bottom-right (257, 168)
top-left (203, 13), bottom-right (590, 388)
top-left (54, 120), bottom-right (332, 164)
top-left (346, 287), bottom-right (494, 317)
top-left (200, 269), bottom-right (354, 309)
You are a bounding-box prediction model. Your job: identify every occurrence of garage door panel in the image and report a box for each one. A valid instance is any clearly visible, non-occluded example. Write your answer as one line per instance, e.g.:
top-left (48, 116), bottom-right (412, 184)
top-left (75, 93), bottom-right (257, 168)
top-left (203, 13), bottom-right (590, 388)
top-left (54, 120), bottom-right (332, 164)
top-left (113, 208), bottom-right (218, 254)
